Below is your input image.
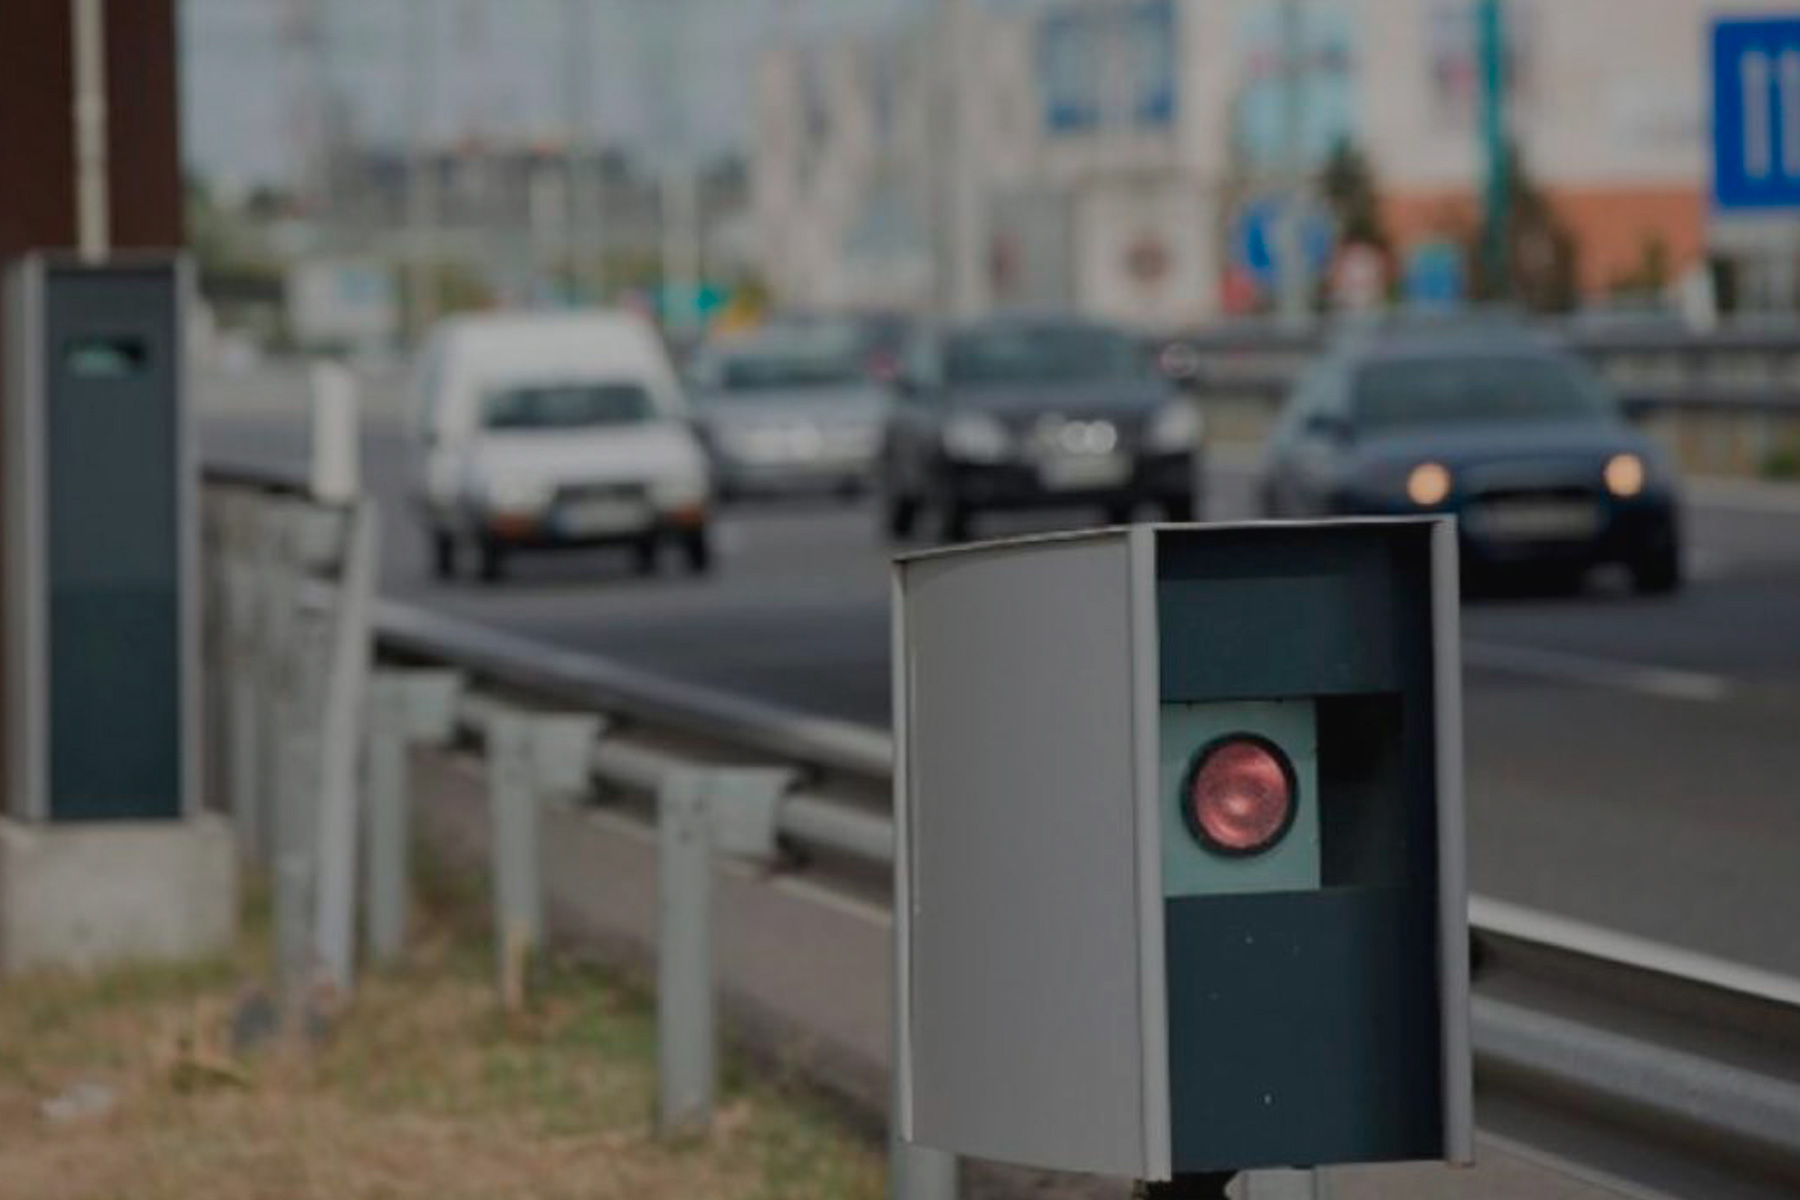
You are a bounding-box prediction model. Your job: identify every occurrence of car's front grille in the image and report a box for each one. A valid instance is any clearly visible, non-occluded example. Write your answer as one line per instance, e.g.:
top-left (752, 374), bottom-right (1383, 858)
top-left (1464, 483), bottom-right (1605, 542)
top-left (1470, 483), bottom-right (1598, 505)
top-left (555, 481), bottom-right (646, 506)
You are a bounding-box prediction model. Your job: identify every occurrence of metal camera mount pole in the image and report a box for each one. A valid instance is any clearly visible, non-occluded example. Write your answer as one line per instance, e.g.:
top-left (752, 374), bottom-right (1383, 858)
top-left (1136, 1174), bottom-right (1236, 1199)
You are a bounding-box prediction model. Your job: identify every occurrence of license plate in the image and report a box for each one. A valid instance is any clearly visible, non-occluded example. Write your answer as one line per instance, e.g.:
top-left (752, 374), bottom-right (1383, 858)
top-left (558, 498), bottom-right (649, 536)
top-left (1475, 500), bottom-right (1601, 541)
top-left (1038, 454), bottom-right (1130, 492)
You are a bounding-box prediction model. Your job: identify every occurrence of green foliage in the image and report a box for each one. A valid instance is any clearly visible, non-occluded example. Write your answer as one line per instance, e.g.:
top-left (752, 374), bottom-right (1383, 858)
top-left (1610, 233), bottom-right (1673, 300)
top-left (1321, 140), bottom-right (1391, 253)
top-left (1467, 143), bottom-right (1581, 312)
top-left (1764, 440), bottom-right (1800, 480)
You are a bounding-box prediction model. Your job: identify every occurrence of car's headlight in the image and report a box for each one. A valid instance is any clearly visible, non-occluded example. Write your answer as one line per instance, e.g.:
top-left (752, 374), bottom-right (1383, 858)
top-left (651, 472), bottom-right (710, 510)
top-left (481, 474), bottom-right (555, 513)
top-left (826, 421), bottom-right (881, 456)
top-left (1406, 462), bottom-right (1454, 507)
top-left (942, 413), bottom-right (1011, 463)
top-left (1147, 400), bottom-right (1204, 453)
top-left (1604, 453), bottom-right (1647, 498)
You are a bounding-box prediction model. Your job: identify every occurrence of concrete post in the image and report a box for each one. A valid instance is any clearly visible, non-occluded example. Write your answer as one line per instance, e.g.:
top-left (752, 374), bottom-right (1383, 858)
top-left (312, 501), bottom-right (377, 998)
top-left (255, 501), bottom-right (302, 867)
top-left (274, 595), bottom-right (331, 1035)
top-left (221, 495), bottom-right (266, 861)
top-left (200, 496), bottom-right (228, 816)
top-left (657, 767), bottom-right (715, 1135)
top-left (309, 361), bottom-right (361, 505)
top-left (489, 711), bottom-right (544, 1010)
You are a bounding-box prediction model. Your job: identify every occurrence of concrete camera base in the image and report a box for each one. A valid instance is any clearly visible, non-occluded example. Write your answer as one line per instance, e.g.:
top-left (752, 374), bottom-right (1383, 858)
top-left (0, 815), bottom-right (239, 977)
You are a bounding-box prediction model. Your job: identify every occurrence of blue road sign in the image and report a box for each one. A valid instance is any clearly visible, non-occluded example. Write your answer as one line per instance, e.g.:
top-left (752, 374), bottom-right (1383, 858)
top-left (1405, 241), bottom-right (1466, 310)
top-left (1713, 16), bottom-right (1800, 212)
top-left (1234, 195), bottom-right (1334, 290)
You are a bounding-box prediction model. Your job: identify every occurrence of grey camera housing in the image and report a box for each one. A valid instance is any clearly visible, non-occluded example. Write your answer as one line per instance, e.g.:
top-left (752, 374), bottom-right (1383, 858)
top-left (892, 521), bottom-right (1471, 1180)
top-left (4, 256), bottom-right (194, 823)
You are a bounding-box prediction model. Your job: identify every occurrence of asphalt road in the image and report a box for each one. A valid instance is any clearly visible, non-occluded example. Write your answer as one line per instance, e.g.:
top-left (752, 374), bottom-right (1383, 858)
top-left (200, 391), bottom-right (1800, 979)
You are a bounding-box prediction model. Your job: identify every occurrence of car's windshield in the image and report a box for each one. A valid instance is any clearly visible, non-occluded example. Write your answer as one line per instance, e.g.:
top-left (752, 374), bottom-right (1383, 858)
top-left (944, 325), bottom-right (1148, 386)
top-left (717, 351), bottom-right (864, 392)
top-left (481, 381), bottom-right (655, 431)
top-left (1352, 355), bottom-right (1613, 432)
top-left (700, 328), bottom-right (868, 395)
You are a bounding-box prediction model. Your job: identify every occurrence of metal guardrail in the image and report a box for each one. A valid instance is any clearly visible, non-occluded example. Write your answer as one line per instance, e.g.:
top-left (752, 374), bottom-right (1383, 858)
top-left (201, 461), bottom-right (1800, 1199)
top-left (370, 580), bottom-right (1800, 1199)
top-left (1151, 317), bottom-right (1800, 358)
top-left (1181, 372), bottom-right (1800, 415)
top-left (1150, 319), bottom-right (1800, 416)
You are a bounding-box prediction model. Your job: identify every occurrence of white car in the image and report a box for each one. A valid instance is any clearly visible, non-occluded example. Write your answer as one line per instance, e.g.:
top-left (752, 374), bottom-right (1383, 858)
top-left (411, 310), bottom-right (713, 582)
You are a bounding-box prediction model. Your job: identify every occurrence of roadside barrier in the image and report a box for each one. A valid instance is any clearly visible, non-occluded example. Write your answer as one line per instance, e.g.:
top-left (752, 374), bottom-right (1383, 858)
top-left (201, 460), bottom-right (1800, 1200)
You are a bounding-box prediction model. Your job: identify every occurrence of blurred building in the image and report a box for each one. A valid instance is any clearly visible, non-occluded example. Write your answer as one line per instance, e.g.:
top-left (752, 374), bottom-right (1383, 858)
top-left (316, 142), bottom-right (751, 307)
top-left (754, 0), bottom-right (1792, 326)
top-left (752, 27), bottom-right (940, 312)
top-left (199, 140), bottom-right (754, 347)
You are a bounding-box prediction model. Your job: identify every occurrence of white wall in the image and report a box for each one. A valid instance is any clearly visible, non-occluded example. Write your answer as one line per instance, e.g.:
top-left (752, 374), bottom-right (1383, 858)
top-left (1074, 176), bottom-right (1221, 329)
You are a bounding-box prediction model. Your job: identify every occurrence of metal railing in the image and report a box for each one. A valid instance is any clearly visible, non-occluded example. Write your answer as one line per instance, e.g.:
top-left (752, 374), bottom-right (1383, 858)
top-left (201, 461), bottom-right (1800, 1200)
top-left (1148, 320), bottom-right (1800, 481)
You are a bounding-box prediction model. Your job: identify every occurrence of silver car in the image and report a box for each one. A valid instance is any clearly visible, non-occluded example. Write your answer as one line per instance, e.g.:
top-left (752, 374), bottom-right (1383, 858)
top-left (688, 326), bottom-right (889, 500)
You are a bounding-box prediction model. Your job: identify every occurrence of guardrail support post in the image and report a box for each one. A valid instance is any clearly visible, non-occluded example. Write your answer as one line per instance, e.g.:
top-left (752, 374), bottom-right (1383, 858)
top-left (658, 767), bottom-right (715, 1135)
top-left (363, 668), bottom-right (462, 965)
top-left (489, 711), bottom-right (543, 1012)
top-left (487, 709), bottom-right (600, 1009)
top-left (655, 766), bottom-right (793, 1136)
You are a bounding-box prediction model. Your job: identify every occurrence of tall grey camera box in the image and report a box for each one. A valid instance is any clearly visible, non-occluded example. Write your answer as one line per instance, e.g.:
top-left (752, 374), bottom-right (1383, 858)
top-left (892, 521), bottom-right (1471, 1180)
top-left (4, 256), bottom-right (194, 823)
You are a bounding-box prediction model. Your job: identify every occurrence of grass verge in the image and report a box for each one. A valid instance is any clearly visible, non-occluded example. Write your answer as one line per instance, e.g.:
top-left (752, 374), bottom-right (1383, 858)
top-left (0, 861), bottom-right (883, 1200)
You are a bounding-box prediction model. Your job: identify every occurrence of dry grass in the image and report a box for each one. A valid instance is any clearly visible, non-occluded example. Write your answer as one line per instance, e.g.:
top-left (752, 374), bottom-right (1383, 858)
top-left (0, 873), bottom-right (883, 1200)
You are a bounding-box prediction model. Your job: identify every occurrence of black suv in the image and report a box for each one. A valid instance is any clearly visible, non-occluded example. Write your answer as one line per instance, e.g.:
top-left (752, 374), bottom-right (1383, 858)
top-left (879, 315), bottom-right (1204, 543)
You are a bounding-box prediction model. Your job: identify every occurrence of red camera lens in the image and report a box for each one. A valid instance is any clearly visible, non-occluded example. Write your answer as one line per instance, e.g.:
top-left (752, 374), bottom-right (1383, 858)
top-left (1185, 737), bottom-right (1297, 857)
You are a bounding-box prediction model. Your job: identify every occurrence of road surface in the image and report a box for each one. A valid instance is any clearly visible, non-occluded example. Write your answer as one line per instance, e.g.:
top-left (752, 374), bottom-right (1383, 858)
top-left (199, 380), bottom-right (1800, 979)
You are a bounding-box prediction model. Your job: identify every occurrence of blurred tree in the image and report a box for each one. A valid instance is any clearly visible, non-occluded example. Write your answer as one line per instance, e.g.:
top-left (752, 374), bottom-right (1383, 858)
top-left (186, 177), bottom-right (287, 342)
top-left (1467, 144), bottom-right (1580, 312)
top-left (400, 260), bottom-right (495, 331)
top-left (1609, 233), bottom-right (1672, 300)
top-left (186, 177), bottom-right (280, 277)
top-left (1321, 140), bottom-right (1390, 253)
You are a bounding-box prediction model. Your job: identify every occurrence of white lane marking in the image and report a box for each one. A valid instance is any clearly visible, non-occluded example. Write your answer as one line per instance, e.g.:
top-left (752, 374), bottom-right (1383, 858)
top-left (1688, 477), bottom-right (1800, 517)
top-left (1464, 641), bottom-right (1735, 704)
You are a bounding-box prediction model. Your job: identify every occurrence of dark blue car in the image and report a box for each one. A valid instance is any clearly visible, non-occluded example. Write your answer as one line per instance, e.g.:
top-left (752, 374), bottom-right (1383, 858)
top-left (1256, 326), bottom-right (1683, 593)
